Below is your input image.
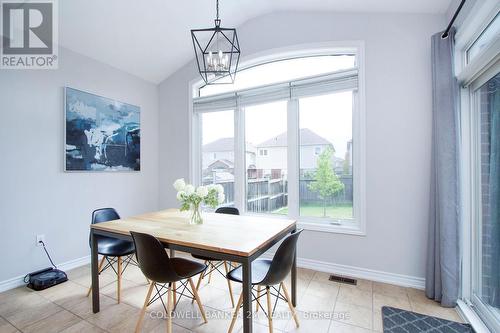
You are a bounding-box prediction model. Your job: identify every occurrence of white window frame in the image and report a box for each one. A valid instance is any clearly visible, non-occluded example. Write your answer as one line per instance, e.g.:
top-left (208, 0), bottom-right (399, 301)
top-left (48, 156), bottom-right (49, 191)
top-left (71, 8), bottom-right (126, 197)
top-left (189, 42), bottom-right (366, 235)
top-left (455, 1), bottom-right (500, 332)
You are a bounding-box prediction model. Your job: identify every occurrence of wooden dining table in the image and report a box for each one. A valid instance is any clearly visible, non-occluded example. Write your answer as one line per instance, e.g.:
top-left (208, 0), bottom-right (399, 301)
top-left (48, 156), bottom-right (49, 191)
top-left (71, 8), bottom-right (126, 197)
top-left (90, 209), bottom-right (297, 333)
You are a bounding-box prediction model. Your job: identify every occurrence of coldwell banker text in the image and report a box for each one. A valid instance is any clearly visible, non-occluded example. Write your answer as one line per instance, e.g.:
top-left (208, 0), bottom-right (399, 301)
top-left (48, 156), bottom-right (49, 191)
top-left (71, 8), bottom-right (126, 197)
top-left (1, 0), bottom-right (58, 69)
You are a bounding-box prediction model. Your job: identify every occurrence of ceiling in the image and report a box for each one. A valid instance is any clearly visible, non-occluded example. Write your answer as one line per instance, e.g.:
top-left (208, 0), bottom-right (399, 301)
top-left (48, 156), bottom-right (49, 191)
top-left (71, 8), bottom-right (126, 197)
top-left (60, 0), bottom-right (452, 83)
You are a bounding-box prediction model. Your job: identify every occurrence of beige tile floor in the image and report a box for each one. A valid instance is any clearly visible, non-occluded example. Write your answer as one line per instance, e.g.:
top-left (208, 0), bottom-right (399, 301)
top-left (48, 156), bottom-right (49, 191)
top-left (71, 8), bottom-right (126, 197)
top-left (0, 258), bottom-right (465, 333)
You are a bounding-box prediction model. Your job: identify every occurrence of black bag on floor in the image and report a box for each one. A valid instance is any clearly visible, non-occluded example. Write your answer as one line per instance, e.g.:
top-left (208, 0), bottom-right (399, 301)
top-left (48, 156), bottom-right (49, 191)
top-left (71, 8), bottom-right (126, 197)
top-left (24, 241), bottom-right (67, 291)
top-left (24, 267), bottom-right (68, 291)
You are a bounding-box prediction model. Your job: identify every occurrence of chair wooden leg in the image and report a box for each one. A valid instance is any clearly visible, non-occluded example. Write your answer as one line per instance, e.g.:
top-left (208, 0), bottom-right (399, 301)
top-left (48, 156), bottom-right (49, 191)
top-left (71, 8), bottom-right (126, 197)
top-left (256, 286), bottom-right (261, 312)
top-left (266, 287), bottom-right (273, 333)
top-left (196, 261), bottom-right (208, 290)
top-left (166, 284), bottom-right (173, 333)
top-left (192, 261), bottom-right (207, 304)
top-left (228, 293), bottom-right (243, 333)
top-left (87, 256), bottom-right (106, 297)
top-left (223, 261), bottom-right (235, 307)
top-left (188, 278), bottom-right (208, 323)
top-left (117, 256), bottom-right (122, 303)
top-left (173, 282), bottom-right (177, 305)
top-left (135, 282), bottom-right (155, 333)
top-left (281, 282), bottom-right (299, 328)
top-left (208, 262), bottom-right (213, 284)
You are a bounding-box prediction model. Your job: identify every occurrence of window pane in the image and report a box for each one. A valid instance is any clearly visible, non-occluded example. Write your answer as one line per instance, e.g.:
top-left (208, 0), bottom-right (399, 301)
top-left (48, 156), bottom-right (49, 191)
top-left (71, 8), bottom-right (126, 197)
top-left (245, 101), bottom-right (288, 214)
top-left (299, 92), bottom-right (354, 222)
top-left (201, 110), bottom-right (234, 207)
top-left (199, 55), bottom-right (356, 97)
top-left (473, 72), bottom-right (500, 324)
top-left (467, 13), bottom-right (500, 64)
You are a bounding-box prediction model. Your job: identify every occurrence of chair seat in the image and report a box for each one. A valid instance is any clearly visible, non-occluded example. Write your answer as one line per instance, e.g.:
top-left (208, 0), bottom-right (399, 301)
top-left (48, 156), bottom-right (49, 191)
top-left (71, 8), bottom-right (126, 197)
top-left (96, 235), bottom-right (135, 257)
top-left (191, 253), bottom-right (220, 261)
top-left (171, 258), bottom-right (207, 279)
top-left (227, 259), bottom-right (272, 285)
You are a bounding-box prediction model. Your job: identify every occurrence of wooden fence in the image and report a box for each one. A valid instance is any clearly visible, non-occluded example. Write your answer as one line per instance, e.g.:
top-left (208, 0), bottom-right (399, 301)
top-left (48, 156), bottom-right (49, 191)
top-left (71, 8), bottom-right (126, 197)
top-left (247, 179), bottom-right (288, 212)
top-left (299, 177), bottom-right (353, 205)
top-left (204, 176), bottom-right (352, 213)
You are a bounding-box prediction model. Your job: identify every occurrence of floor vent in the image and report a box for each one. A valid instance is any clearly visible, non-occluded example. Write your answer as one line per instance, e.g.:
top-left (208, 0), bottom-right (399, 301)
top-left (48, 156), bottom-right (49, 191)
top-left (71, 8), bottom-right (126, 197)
top-left (329, 274), bottom-right (357, 285)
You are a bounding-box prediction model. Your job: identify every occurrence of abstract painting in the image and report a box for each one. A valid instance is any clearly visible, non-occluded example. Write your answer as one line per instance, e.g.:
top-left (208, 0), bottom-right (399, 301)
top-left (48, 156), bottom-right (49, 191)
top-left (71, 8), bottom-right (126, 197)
top-left (65, 87), bottom-right (140, 171)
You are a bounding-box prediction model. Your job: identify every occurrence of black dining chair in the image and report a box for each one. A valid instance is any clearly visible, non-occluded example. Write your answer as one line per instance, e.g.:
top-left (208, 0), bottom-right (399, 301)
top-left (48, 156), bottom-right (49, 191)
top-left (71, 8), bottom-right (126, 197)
top-left (86, 208), bottom-right (146, 303)
top-left (214, 207), bottom-right (240, 215)
top-left (131, 231), bottom-right (208, 333)
top-left (191, 206), bottom-right (240, 307)
top-left (227, 229), bottom-right (303, 333)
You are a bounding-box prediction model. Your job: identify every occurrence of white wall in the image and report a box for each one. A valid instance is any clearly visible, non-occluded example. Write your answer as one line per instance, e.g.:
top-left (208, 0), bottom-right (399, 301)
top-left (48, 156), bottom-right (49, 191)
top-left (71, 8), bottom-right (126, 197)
top-left (256, 145), bottom-right (335, 170)
top-left (446, 0), bottom-right (477, 27)
top-left (159, 11), bottom-right (445, 282)
top-left (0, 48), bottom-right (159, 282)
top-left (256, 147), bottom-right (287, 170)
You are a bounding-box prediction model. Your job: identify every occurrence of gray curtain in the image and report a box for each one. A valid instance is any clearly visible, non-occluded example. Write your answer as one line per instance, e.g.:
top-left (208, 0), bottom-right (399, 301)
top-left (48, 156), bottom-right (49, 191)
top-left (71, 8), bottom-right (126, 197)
top-left (488, 75), bottom-right (499, 307)
top-left (425, 29), bottom-right (460, 308)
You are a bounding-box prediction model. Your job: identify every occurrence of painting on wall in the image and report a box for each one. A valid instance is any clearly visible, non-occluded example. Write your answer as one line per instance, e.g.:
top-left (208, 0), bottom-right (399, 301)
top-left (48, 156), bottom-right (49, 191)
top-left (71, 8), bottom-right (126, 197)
top-left (65, 87), bottom-right (141, 171)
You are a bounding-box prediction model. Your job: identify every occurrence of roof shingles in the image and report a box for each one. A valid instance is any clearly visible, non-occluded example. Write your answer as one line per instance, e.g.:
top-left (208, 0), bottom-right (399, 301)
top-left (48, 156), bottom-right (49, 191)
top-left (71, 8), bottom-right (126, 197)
top-left (257, 128), bottom-right (333, 148)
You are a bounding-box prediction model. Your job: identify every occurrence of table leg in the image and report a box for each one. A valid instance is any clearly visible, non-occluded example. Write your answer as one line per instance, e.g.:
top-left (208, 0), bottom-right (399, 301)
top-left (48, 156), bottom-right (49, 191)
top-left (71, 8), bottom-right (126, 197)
top-left (91, 230), bottom-right (100, 313)
top-left (169, 249), bottom-right (176, 304)
top-left (291, 233), bottom-right (297, 307)
top-left (242, 259), bottom-right (253, 333)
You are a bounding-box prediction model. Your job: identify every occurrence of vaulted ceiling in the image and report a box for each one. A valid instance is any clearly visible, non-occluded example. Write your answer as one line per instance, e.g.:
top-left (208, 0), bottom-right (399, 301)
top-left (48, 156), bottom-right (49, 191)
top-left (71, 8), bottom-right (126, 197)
top-left (60, 0), bottom-right (452, 83)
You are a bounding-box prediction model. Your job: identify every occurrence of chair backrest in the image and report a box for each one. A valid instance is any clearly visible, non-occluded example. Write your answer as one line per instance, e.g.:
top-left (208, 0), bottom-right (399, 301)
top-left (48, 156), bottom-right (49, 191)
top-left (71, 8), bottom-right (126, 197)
top-left (92, 208), bottom-right (120, 224)
top-left (130, 231), bottom-right (180, 283)
top-left (89, 208), bottom-right (123, 248)
top-left (215, 207), bottom-right (240, 215)
top-left (260, 229), bottom-right (303, 286)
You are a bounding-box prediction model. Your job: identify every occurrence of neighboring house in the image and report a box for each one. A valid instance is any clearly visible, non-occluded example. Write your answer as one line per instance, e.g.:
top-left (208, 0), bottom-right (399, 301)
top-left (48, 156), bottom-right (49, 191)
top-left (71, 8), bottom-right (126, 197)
top-left (203, 160), bottom-right (234, 183)
top-left (207, 159), bottom-right (234, 171)
top-left (202, 137), bottom-right (256, 170)
top-left (256, 128), bottom-right (344, 172)
top-left (204, 159), bottom-right (235, 183)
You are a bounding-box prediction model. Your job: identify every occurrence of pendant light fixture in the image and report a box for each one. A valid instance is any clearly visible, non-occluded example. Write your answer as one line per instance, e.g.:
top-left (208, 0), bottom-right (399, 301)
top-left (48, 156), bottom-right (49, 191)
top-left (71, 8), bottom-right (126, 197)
top-left (191, 0), bottom-right (241, 85)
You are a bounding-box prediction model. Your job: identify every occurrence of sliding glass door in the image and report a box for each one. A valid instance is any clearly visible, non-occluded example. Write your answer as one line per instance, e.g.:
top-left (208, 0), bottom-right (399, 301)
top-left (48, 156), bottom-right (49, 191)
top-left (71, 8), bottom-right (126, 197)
top-left (455, 2), bottom-right (499, 330)
top-left (470, 69), bottom-right (500, 332)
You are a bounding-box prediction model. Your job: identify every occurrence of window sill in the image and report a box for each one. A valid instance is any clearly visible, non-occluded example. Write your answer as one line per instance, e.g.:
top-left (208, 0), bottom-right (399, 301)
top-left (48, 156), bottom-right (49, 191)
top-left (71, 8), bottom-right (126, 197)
top-left (243, 212), bottom-right (365, 236)
top-left (298, 220), bottom-right (366, 236)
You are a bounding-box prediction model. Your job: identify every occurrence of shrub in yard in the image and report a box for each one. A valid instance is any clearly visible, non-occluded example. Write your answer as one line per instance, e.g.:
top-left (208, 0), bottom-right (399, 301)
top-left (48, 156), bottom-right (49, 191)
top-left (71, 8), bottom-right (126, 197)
top-left (308, 147), bottom-right (345, 217)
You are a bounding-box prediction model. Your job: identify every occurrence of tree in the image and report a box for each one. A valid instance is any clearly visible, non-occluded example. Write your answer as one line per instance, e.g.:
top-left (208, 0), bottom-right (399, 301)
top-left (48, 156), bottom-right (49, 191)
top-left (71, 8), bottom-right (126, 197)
top-left (308, 146), bottom-right (344, 217)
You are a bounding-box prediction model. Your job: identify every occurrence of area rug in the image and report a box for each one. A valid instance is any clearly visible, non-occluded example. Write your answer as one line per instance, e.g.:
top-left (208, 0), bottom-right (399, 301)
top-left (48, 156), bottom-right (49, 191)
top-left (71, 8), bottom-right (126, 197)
top-left (382, 306), bottom-right (474, 333)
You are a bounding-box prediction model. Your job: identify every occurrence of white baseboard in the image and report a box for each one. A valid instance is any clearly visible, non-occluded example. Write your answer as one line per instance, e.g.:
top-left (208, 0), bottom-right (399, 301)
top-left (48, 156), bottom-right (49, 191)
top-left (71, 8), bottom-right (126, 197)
top-left (1, 254), bottom-right (424, 293)
top-left (297, 257), bottom-right (425, 289)
top-left (260, 253), bottom-right (425, 289)
top-left (0, 255), bottom-right (90, 293)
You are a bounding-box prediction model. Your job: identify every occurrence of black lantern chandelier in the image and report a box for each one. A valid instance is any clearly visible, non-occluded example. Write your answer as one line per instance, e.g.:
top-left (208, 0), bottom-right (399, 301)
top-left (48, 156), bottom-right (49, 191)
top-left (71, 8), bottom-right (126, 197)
top-left (191, 0), bottom-right (240, 85)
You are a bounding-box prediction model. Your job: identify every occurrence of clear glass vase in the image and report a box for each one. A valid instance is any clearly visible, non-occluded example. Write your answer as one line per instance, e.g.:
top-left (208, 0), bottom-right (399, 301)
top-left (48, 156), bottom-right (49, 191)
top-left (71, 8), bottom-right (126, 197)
top-left (190, 204), bottom-right (203, 225)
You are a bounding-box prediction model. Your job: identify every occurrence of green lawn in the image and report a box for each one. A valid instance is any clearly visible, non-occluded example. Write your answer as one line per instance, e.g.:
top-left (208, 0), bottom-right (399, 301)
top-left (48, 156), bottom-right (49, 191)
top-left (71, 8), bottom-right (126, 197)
top-left (274, 203), bottom-right (353, 219)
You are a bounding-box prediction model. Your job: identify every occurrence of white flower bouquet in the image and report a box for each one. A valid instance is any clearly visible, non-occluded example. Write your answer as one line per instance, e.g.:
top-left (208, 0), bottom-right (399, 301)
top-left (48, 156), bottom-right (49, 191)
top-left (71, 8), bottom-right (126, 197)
top-left (173, 178), bottom-right (225, 224)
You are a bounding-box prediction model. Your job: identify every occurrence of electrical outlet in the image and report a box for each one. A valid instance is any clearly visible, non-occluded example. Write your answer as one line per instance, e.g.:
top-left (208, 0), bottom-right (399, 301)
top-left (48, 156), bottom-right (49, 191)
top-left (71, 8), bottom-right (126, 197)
top-left (36, 234), bottom-right (45, 246)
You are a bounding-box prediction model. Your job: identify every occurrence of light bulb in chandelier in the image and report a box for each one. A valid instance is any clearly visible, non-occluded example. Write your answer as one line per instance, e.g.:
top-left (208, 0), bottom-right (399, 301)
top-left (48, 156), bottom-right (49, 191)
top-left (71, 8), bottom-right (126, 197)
top-left (205, 50), bottom-right (229, 74)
